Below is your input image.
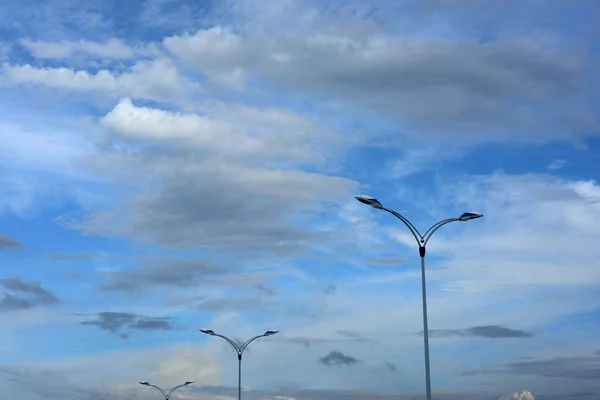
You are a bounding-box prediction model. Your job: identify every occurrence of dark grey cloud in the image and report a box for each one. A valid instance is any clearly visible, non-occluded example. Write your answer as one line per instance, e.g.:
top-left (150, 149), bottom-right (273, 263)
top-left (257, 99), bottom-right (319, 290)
top-left (98, 256), bottom-right (236, 293)
top-left (458, 351), bottom-right (600, 380)
top-left (279, 330), bottom-right (376, 348)
top-left (78, 311), bottom-right (179, 339)
top-left (384, 361), bottom-right (397, 371)
top-left (323, 283), bottom-right (337, 295)
top-left (425, 325), bottom-right (534, 338)
top-left (165, 26), bottom-right (599, 144)
top-left (3, 361), bottom-right (600, 400)
top-left (256, 283), bottom-right (276, 296)
top-left (278, 337), bottom-right (336, 347)
top-left (319, 350), bottom-right (359, 366)
top-left (63, 153), bottom-right (357, 256)
top-left (191, 384), bottom-right (485, 400)
top-left (505, 355), bottom-right (600, 380)
top-left (0, 363), bottom-right (504, 400)
top-left (0, 234), bottom-right (23, 249)
top-left (193, 294), bottom-right (274, 314)
top-left (0, 277), bottom-right (58, 311)
top-left (336, 330), bottom-right (376, 343)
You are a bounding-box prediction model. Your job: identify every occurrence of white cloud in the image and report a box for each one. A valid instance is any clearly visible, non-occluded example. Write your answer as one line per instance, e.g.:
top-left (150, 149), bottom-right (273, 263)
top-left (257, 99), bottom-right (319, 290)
top-left (1, 343), bottom-right (220, 400)
top-left (99, 98), bottom-right (333, 164)
top-left (19, 38), bottom-right (143, 59)
top-left (383, 173), bottom-right (600, 289)
top-left (547, 159), bottom-right (566, 170)
top-left (164, 27), bottom-right (599, 142)
top-left (1, 58), bottom-right (196, 103)
top-left (163, 26), bottom-right (249, 89)
top-left (499, 390), bottom-right (535, 400)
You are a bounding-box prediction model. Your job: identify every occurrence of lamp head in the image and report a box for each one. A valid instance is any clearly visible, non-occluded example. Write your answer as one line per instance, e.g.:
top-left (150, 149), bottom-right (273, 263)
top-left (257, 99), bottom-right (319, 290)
top-left (200, 329), bottom-right (216, 335)
top-left (355, 195), bottom-right (383, 209)
top-left (458, 212), bottom-right (483, 221)
top-left (184, 381), bottom-right (195, 386)
top-left (139, 381), bottom-right (150, 386)
top-left (264, 330), bottom-right (279, 336)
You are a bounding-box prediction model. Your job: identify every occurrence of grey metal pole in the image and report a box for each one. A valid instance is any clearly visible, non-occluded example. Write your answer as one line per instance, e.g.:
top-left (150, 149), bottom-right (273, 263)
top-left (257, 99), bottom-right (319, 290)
top-left (420, 249), bottom-right (432, 400)
top-left (238, 353), bottom-right (242, 400)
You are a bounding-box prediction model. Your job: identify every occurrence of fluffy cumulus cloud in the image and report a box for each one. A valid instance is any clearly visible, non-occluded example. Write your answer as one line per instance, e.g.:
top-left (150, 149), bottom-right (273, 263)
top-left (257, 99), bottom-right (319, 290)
top-left (1, 58), bottom-right (196, 103)
top-left (19, 38), bottom-right (140, 59)
top-left (163, 26), bottom-right (598, 143)
top-left (1, 1), bottom-right (600, 400)
top-left (499, 391), bottom-right (535, 400)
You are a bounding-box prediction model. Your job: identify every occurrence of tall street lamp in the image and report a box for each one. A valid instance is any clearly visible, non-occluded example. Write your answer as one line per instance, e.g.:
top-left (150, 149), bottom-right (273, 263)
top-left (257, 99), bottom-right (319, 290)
top-left (138, 380), bottom-right (194, 399)
top-left (200, 329), bottom-right (279, 400)
top-left (355, 195), bottom-right (483, 400)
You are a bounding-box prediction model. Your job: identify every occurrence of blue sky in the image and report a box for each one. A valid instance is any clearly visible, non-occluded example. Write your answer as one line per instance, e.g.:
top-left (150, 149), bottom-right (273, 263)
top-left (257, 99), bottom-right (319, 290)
top-left (1, 1), bottom-right (599, 399)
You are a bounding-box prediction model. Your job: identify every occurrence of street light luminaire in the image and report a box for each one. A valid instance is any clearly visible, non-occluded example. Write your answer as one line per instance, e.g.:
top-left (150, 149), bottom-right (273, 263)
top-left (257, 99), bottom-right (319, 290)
top-left (458, 212), bottom-right (483, 221)
top-left (200, 328), bottom-right (278, 400)
top-left (138, 380), bottom-right (194, 399)
top-left (355, 195), bottom-right (383, 209)
top-left (354, 194), bottom-right (483, 400)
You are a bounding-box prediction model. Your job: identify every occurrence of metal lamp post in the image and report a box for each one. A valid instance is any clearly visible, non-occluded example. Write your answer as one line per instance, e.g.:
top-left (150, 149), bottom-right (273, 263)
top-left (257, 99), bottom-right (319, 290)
top-left (355, 195), bottom-right (483, 400)
top-left (200, 329), bottom-right (278, 400)
top-left (138, 380), bottom-right (194, 399)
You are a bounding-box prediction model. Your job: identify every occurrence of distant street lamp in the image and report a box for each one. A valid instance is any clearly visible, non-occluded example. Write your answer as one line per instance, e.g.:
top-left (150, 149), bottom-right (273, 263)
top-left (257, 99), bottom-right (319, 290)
top-left (200, 329), bottom-right (279, 400)
top-left (355, 195), bottom-right (483, 400)
top-left (138, 380), bottom-right (194, 399)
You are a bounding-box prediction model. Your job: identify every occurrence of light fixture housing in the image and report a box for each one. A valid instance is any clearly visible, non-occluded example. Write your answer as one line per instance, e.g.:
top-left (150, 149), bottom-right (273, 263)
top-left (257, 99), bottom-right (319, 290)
top-left (355, 195), bottom-right (383, 209)
top-left (200, 329), bottom-right (216, 335)
top-left (458, 212), bottom-right (484, 221)
top-left (264, 330), bottom-right (279, 336)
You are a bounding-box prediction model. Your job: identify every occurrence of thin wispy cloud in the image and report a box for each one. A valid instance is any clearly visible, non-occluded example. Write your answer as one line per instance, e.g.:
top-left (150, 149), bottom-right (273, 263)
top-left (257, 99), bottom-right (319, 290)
top-left (0, 234), bottom-right (23, 249)
top-left (77, 311), bottom-right (180, 339)
top-left (425, 325), bottom-right (535, 339)
top-left (0, 277), bottom-right (58, 311)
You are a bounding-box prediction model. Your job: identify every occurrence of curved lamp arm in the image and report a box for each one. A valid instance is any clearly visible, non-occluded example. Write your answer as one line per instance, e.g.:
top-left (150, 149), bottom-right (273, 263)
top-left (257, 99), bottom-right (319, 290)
top-left (381, 207), bottom-right (422, 245)
top-left (167, 383), bottom-right (193, 398)
top-left (240, 335), bottom-right (265, 354)
top-left (422, 218), bottom-right (460, 247)
top-left (143, 384), bottom-right (168, 398)
top-left (214, 334), bottom-right (242, 353)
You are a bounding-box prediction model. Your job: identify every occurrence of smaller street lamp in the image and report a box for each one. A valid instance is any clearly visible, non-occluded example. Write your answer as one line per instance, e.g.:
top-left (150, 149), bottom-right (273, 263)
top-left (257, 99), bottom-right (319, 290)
top-left (200, 329), bottom-right (278, 400)
top-left (138, 380), bottom-right (194, 399)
